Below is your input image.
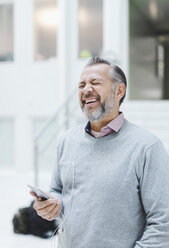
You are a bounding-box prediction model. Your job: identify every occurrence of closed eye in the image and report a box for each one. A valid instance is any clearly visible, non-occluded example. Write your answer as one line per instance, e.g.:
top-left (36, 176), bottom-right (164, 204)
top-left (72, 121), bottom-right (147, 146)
top-left (78, 80), bottom-right (102, 89)
top-left (92, 82), bottom-right (101, 85)
top-left (78, 84), bottom-right (85, 89)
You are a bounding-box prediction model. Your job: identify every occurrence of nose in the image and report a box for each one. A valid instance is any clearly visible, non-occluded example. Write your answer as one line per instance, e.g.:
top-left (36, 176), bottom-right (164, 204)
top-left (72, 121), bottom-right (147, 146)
top-left (83, 83), bottom-right (93, 94)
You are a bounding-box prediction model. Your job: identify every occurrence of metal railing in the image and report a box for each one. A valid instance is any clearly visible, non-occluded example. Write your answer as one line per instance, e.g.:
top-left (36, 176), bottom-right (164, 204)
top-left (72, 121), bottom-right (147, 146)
top-left (33, 88), bottom-right (81, 186)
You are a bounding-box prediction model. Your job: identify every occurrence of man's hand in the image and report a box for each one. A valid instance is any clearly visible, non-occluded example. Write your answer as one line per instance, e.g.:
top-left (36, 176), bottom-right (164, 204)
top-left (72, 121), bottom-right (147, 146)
top-left (30, 191), bottom-right (62, 221)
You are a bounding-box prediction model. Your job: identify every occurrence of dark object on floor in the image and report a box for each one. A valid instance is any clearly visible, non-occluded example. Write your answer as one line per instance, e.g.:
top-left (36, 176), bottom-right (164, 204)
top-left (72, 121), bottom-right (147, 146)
top-left (12, 201), bottom-right (58, 238)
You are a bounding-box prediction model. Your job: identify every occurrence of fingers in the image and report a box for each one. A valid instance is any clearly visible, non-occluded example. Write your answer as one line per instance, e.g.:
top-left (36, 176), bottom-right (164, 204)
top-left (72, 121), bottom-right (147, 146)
top-left (33, 198), bottom-right (62, 221)
top-left (41, 201), bottom-right (62, 221)
top-left (33, 198), bottom-right (55, 210)
top-left (29, 191), bottom-right (37, 198)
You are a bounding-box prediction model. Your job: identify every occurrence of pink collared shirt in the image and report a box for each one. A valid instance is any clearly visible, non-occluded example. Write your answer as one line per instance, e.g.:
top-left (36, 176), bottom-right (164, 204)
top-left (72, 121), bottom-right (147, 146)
top-left (85, 112), bottom-right (125, 138)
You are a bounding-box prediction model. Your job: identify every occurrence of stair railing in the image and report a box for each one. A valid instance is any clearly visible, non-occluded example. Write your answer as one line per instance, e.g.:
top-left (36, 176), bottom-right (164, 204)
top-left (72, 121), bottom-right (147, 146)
top-left (33, 88), bottom-right (79, 186)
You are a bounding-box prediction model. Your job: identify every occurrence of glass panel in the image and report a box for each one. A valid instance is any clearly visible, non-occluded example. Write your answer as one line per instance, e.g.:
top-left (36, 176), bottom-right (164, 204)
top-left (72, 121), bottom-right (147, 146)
top-left (78, 0), bottom-right (103, 58)
top-left (33, 117), bottom-right (61, 187)
top-left (0, 119), bottom-right (14, 166)
top-left (129, 0), bottom-right (169, 100)
top-left (33, 118), bottom-right (57, 169)
top-left (0, 4), bottom-right (14, 62)
top-left (34, 0), bottom-right (58, 61)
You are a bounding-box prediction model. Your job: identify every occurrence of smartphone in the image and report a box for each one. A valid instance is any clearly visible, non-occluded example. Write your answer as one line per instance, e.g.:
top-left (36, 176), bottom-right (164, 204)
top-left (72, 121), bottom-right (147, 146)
top-left (27, 184), bottom-right (49, 201)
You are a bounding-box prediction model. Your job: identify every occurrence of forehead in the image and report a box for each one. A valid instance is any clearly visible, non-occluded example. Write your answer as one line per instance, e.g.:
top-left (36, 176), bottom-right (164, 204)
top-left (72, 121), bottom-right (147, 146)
top-left (80, 64), bottom-right (110, 81)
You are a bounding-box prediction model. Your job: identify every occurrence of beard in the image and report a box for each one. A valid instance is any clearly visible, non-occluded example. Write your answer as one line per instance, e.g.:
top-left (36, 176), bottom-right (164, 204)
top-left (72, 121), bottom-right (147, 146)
top-left (81, 91), bottom-right (116, 122)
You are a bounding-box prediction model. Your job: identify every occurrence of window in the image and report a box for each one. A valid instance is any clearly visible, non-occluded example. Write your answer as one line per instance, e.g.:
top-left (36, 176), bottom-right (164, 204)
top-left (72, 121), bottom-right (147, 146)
top-left (34, 0), bottom-right (58, 61)
top-left (0, 119), bottom-right (14, 167)
top-left (78, 0), bottom-right (103, 58)
top-left (129, 0), bottom-right (169, 100)
top-left (0, 4), bottom-right (14, 62)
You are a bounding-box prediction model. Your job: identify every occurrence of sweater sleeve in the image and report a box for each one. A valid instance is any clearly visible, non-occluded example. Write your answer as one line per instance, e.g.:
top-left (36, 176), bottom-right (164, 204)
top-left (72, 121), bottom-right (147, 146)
top-left (134, 140), bottom-right (169, 248)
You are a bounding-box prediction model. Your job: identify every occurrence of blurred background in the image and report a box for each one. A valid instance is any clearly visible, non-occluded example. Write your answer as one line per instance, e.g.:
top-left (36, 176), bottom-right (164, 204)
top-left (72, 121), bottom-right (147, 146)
top-left (0, 0), bottom-right (169, 247)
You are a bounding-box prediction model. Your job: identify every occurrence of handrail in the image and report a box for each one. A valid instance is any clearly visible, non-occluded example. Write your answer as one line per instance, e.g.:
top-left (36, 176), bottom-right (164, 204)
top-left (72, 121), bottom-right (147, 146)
top-left (33, 87), bottom-right (78, 186)
top-left (38, 101), bottom-right (80, 154)
top-left (34, 87), bottom-right (77, 143)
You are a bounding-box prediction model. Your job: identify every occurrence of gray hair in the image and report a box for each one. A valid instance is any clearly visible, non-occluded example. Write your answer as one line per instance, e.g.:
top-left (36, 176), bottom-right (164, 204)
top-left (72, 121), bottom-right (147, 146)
top-left (85, 56), bottom-right (127, 105)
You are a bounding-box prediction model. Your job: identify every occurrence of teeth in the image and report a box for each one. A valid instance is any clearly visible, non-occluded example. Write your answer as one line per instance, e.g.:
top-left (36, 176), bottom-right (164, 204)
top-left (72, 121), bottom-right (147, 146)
top-left (85, 99), bottom-right (97, 104)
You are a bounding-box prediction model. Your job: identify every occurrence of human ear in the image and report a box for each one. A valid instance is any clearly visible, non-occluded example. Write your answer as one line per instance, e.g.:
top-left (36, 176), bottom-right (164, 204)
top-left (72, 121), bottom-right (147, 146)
top-left (116, 83), bottom-right (126, 101)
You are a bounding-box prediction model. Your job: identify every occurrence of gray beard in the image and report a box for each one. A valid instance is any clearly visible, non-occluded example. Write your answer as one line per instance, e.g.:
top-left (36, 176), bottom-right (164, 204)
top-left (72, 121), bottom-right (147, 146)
top-left (81, 93), bottom-right (115, 122)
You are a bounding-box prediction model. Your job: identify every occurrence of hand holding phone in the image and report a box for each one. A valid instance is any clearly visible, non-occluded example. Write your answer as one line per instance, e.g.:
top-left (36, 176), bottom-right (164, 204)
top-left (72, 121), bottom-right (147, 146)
top-left (27, 185), bottom-right (49, 201)
top-left (28, 184), bottom-right (62, 221)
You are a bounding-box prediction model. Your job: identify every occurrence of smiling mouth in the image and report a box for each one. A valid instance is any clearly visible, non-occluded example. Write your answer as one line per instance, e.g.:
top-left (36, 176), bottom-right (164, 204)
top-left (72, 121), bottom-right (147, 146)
top-left (82, 96), bottom-right (100, 104)
top-left (84, 99), bottom-right (98, 104)
top-left (81, 98), bottom-right (100, 109)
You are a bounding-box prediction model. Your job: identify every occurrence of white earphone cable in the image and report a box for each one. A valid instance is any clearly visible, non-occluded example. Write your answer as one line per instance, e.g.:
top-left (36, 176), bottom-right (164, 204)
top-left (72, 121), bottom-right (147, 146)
top-left (51, 160), bottom-right (75, 248)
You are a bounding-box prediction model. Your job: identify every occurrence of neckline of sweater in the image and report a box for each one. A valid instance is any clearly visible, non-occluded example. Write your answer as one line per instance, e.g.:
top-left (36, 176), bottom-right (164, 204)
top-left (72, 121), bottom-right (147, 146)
top-left (83, 119), bottom-right (129, 142)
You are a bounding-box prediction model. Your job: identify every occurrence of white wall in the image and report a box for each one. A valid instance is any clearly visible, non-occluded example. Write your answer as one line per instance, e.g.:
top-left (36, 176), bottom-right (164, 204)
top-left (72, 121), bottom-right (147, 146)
top-left (0, 0), bottom-right (168, 171)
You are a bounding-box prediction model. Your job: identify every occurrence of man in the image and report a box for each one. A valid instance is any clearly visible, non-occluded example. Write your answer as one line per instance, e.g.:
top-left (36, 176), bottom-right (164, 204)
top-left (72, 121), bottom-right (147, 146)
top-left (32, 57), bottom-right (169, 248)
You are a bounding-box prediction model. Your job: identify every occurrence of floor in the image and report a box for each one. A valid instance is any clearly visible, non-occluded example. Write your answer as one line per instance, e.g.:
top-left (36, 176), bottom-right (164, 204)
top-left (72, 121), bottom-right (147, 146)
top-left (0, 169), bottom-right (58, 248)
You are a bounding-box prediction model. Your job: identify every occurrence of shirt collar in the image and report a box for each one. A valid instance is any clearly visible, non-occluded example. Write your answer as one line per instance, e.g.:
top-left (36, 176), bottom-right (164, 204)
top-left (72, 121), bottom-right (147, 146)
top-left (85, 121), bottom-right (91, 132)
top-left (85, 112), bottom-right (124, 134)
top-left (106, 112), bottom-right (124, 132)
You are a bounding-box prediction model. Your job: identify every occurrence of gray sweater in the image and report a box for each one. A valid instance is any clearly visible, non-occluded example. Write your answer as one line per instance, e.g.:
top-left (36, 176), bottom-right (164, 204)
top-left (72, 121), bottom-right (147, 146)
top-left (49, 119), bottom-right (169, 248)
